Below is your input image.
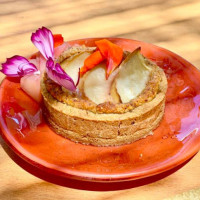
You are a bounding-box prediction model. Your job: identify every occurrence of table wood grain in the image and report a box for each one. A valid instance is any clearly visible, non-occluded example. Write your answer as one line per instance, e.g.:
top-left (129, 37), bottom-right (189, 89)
top-left (1, 0), bottom-right (200, 199)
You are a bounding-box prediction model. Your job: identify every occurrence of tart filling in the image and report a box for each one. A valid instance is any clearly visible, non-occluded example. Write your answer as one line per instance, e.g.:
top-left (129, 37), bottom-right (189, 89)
top-left (44, 46), bottom-right (163, 114)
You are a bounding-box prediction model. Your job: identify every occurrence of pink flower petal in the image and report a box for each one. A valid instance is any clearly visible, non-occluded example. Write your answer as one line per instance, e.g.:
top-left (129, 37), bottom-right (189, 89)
top-left (31, 27), bottom-right (54, 60)
top-left (46, 57), bottom-right (76, 91)
top-left (1, 56), bottom-right (39, 77)
top-left (38, 53), bottom-right (46, 74)
top-left (54, 42), bottom-right (70, 59)
top-left (29, 58), bottom-right (38, 67)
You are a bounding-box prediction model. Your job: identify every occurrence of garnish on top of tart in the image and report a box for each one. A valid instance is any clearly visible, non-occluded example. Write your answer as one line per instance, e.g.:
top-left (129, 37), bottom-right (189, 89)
top-left (0, 27), bottom-right (167, 146)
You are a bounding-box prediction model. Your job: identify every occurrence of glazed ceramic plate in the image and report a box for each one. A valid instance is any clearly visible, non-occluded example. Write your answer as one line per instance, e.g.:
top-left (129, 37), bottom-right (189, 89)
top-left (0, 38), bottom-right (200, 182)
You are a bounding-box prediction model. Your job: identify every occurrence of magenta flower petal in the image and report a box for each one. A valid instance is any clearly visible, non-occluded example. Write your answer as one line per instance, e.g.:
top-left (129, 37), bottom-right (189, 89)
top-left (0, 56), bottom-right (39, 77)
top-left (31, 27), bottom-right (54, 60)
top-left (46, 58), bottom-right (76, 91)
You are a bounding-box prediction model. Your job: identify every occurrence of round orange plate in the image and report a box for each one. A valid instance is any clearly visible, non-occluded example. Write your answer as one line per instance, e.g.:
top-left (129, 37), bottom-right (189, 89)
top-left (0, 38), bottom-right (200, 183)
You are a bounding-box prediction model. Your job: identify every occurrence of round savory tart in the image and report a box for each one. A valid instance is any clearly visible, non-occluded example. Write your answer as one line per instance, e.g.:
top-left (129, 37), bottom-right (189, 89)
top-left (41, 41), bottom-right (168, 147)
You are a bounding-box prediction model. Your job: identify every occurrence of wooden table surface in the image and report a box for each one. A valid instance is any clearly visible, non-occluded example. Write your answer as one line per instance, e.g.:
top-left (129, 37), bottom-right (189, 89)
top-left (1, 0), bottom-right (200, 199)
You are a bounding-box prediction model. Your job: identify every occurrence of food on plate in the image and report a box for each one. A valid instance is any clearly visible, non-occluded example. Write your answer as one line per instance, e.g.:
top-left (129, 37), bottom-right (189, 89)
top-left (0, 27), bottom-right (167, 146)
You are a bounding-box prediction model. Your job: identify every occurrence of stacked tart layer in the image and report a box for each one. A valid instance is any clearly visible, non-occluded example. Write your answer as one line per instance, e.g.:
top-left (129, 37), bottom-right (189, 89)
top-left (41, 44), bottom-right (168, 146)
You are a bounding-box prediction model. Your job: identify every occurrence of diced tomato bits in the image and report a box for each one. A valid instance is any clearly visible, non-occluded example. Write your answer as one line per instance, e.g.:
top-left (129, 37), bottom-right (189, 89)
top-left (53, 34), bottom-right (64, 48)
top-left (80, 50), bottom-right (105, 76)
top-left (95, 39), bottom-right (123, 78)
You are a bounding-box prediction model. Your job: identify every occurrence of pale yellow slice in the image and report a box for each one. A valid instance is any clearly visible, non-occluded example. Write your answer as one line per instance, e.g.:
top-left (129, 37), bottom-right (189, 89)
top-left (116, 48), bottom-right (151, 103)
top-left (60, 52), bottom-right (91, 84)
top-left (84, 64), bottom-right (119, 104)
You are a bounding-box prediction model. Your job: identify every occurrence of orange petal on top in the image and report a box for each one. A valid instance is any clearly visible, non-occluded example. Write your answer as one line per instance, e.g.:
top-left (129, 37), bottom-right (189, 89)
top-left (80, 50), bottom-right (105, 76)
top-left (53, 34), bottom-right (64, 48)
top-left (95, 39), bottom-right (123, 79)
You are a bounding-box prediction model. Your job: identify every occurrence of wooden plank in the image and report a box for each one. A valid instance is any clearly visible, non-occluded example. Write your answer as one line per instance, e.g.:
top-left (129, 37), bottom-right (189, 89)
top-left (1, 0), bottom-right (200, 38)
top-left (1, 1), bottom-right (200, 65)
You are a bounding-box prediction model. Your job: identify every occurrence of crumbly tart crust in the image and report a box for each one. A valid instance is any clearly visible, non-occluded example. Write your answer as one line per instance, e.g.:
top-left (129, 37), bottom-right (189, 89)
top-left (41, 63), bottom-right (167, 146)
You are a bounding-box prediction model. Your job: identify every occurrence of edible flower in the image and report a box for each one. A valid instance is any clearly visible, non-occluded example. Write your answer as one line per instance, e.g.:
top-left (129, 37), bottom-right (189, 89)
top-left (0, 56), bottom-right (39, 77)
top-left (31, 27), bottom-right (54, 59)
top-left (95, 39), bottom-right (123, 78)
top-left (1, 26), bottom-right (77, 95)
top-left (46, 58), bottom-right (77, 92)
top-left (31, 27), bottom-right (77, 90)
top-left (80, 50), bottom-right (105, 76)
top-left (80, 39), bottom-right (123, 79)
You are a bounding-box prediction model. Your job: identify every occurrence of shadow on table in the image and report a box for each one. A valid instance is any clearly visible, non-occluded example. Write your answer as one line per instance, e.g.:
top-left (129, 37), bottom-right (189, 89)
top-left (0, 136), bottom-right (193, 191)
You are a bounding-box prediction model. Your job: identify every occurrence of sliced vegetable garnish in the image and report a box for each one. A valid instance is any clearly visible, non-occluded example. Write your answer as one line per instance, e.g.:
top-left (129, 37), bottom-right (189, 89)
top-left (84, 63), bottom-right (119, 104)
top-left (0, 56), bottom-right (39, 77)
top-left (116, 48), bottom-right (151, 103)
top-left (31, 27), bottom-right (54, 59)
top-left (80, 50), bottom-right (105, 76)
top-left (53, 34), bottom-right (64, 48)
top-left (80, 39), bottom-right (123, 78)
top-left (61, 52), bottom-right (91, 83)
top-left (95, 39), bottom-right (123, 78)
top-left (46, 57), bottom-right (77, 92)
